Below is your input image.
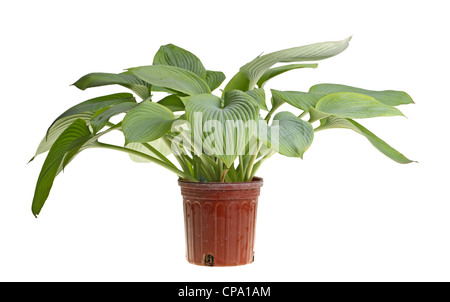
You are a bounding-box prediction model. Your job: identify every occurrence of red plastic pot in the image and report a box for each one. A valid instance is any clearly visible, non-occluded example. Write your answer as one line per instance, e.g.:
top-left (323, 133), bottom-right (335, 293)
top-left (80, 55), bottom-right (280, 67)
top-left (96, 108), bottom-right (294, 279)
top-left (178, 177), bottom-right (263, 267)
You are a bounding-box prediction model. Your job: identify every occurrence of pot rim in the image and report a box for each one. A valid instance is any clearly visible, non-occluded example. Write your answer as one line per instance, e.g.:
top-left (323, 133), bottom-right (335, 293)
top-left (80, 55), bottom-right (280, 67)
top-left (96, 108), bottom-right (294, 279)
top-left (178, 176), bottom-right (263, 189)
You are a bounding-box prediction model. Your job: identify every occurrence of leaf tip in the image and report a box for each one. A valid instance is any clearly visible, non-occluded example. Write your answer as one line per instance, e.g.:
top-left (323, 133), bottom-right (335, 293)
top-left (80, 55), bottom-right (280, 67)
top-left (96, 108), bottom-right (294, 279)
top-left (31, 206), bottom-right (39, 218)
top-left (404, 159), bottom-right (418, 164)
top-left (71, 81), bottom-right (86, 90)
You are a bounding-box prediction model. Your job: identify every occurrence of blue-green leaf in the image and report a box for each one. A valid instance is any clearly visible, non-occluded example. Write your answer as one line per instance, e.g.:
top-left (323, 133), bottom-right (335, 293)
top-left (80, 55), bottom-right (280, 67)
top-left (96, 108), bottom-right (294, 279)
top-left (31, 119), bottom-right (93, 216)
top-left (122, 101), bottom-right (176, 143)
top-left (73, 72), bottom-right (151, 100)
top-left (309, 83), bottom-right (414, 106)
top-left (153, 44), bottom-right (207, 79)
top-left (257, 63), bottom-right (318, 87)
top-left (315, 92), bottom-right (405, 119)
top-left (31, 93), bottom-right (135, 161)
top-left (222, 71), bottom-right (250, 94)
top-left (185, 91), bottom-right (260, 167)
top-left (271, 89), bottom-right (325, 112)
top-left (240, 37), bottom-right (352, 88)
top-left (157, 95), bottom-right (185, 112)
top-left (90, 102), bottom-right (137, 133)
top-left (50, 93), bottom-right (135, 128)
top-left (204, 70), bottom-right (226, 91)
top-left (259, 112), bottom-right (314, 158)
top-left (128, 65), bottom-right (211, 96)
top-left (245, 88), bottom-right (268, 111)
top-left (315, 116), bottom-right (415, 164)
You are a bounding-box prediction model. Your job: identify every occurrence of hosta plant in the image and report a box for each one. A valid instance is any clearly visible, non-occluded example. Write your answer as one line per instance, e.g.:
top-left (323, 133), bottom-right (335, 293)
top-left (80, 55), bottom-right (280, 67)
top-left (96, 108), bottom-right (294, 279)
top-left (30, 37), bottom-right (414, 217)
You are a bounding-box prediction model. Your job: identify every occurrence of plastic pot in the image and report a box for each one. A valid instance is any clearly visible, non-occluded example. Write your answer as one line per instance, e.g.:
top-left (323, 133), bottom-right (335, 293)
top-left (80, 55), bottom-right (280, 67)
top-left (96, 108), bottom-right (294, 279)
top-left (178, 177), bottom-right (263, 267)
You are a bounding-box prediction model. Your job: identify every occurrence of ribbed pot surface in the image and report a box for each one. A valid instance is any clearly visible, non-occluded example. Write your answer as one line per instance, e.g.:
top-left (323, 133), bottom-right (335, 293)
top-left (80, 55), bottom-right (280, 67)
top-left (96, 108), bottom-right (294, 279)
top-left (178, 178), bottom-right (263, 266)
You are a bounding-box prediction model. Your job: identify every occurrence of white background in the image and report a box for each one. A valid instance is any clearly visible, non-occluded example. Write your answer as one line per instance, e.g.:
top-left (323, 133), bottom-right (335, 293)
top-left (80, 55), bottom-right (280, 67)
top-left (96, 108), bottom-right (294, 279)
top-left (1, 0), bottom-right (449, 281)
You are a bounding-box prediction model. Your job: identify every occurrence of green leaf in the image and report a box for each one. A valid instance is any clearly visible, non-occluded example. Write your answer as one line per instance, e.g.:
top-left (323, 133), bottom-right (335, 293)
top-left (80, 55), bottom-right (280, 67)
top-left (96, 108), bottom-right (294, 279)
top-left (72, 72), bottom-right (151, 100)
top-left (309, 83), bottom-right (414, 106)
top-left (90, 102), bottom-right (137, 133)
top-left (245, 88), bottom-right (268, 111)
top-left (185, 91), bottom-right (260, 167)
top-left (240, 36), bottom-right (352, 88)
top-left (259, 111), bottom-right (314, 158)
top-left (31, 112), bottom-right (94, 161)
top-left (122, 101), bottom-right (176, 143)
top-left (50, 93), bottom-right (135, 129)
top-left (204, 70), bottom-right (226, 91)
top-left (153, 44), bottom-right (207, 79)
top-left (315, 92), bottom-right (405, 119)
top-left (127, 65), bottom-right (211, 96)
top-left (222, 71), bottom-right (250, 94)
top-left (31, 93), bottom-right (135, 161)
top-left (157, 95), bottom-right (185, 112)
top-left (257, 63), bottom-right (318, 87)
top-left (31, 119), bottom-right (93, 217)
top-left (271, 89), bottom-right (325, 112)
top-left (270, 94), bottom-right (285, 112)
top-left (315, 116), bottom-right (415, 164)
top-left (308, 106), bottom-right (330, 123)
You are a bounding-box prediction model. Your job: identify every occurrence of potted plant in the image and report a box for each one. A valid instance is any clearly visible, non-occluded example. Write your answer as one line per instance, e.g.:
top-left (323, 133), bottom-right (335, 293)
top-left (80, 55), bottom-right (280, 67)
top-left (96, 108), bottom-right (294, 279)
top-left (30, 37), bottom-right (414, 266)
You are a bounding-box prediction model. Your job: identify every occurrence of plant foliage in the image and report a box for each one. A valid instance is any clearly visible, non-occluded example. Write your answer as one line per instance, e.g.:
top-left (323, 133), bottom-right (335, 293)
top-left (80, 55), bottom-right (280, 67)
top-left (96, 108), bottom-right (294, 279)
top-left (30, 38), bottom-right (415, 216)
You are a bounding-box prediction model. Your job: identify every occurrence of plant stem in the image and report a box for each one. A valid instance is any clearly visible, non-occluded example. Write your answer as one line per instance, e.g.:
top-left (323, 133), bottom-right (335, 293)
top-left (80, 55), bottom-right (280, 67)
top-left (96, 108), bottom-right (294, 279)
top-left (162, 136), bottom-right (193, 176)
top-left (239, 155), bottom-right (245, 181)
top-left (93, 142), bottom-right (197, 181)
top-left (218, 159), bottom-right (223, 182)
top-left (298, 111), bottom-right (308, 119)
top-left (264, 106), bottom-right (277, 122)
top-left (249, 150), bottom-right (274, 179)
top-left (226, 163), bottom-right (238, 182)
top-left (220, 168), bottom-right (229, 182)
top-left (199, 155), bottom-right (216, 181)
top-left (244, 141), bottom-right (262, 181)
top-left (192, 155), bottom-right (201, 179)
top-left (140, 142), bottom-right (177, 169)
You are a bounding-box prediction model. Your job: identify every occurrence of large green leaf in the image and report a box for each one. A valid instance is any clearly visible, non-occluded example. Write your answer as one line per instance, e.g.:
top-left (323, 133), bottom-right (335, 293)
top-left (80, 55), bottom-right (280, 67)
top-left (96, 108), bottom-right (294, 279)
top-left (153, 44), bottom-right (206, 79)
top-left (122, 101), bottom-right (175, 143)
top-left (204, 70), bottom-right (226, 91)
top-left (257, 63), bottom-right (318, 87)
top-left (308, 106), bottom-right (330, 123)
top-left (315, 116), bottom-right (415, 164)
top-left (271, 89), bottom-right (325, 112)
top-left (31, 112), bottom-right (94, 161)
top-left (245, 88), bottom-right (268, 111)
top-left (315, 92), bottom-right (405, 119)
top-left (240, 36), bottom-right (352, 88)
top-left (157, 95), bottom-right (185, 112)
top-left (270, 93), bottom-right (285, 113)
top-left (90, 102), bottom-right (137, 133)
top-left (185, 91), bottom-right (260, 167)
top-left (49, 93), bottom-right (135, 130)
top-left (309, 83), bottom-right (414, 106)
top-left (31, 93), bottom-right (135, 161)
top-left (72, 72), bottom-right (151, 100)
top-left (127, 65), bottom-right (211, 96)
top-left (258, 111), bottom-right (314, 158)
top-left (222, 71), bottom-right (250, 94)
top-left (31, 119), bottom-right (93, 217)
